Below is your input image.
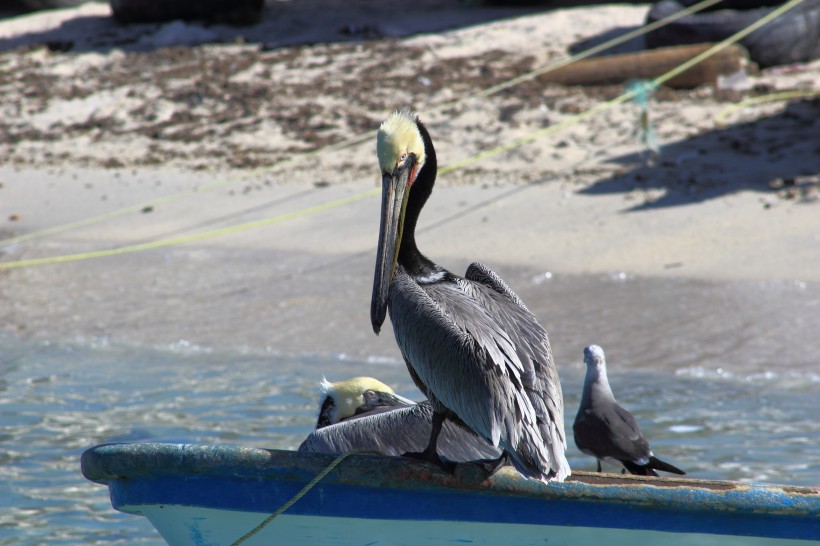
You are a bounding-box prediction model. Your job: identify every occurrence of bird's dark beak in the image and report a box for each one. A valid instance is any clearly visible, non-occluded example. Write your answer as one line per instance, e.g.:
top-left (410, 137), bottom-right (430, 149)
top-left (359, 389), bottom-right (415, 413)
top-left (371, 161), bottom-right (414, 334)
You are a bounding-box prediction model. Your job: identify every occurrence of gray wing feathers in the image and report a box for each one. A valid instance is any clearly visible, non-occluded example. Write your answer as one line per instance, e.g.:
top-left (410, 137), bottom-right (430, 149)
top-left (390, 265), bottom-right (569, 481)
top-left (390, 275), bottom-right (517, 447)
top-left (465, 263), bottom-right (563, 432)
top-left (298, 403), bottom-right (501, 461)
top-left (574, 402), bottom-right (651, 464)
top-left (467, 263), bottom-right (568, 480)
top-left (465, 262), bottom-right (529, 310)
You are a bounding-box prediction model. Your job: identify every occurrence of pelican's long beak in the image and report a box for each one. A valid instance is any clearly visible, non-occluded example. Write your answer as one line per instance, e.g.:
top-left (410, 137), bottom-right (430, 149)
top-left (371, 160), bottom-right (414, 334)
top-left (357, 389), bottom-right (416, 415)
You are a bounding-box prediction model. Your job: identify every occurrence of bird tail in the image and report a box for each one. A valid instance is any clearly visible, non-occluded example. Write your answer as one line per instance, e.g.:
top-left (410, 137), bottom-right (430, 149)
top-left (622, 460), bottom-right (659, 477)
top-left (648, 456), bottom-right (686, 475)
top-left (622, 457), bottom-right (686, 476)
top-left (506, 421), bottom-right (571, 483)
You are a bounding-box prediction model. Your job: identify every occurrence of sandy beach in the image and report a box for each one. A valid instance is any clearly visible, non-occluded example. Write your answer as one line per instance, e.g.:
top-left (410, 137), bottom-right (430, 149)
top-left (0, 0), bottom-right (818, 356)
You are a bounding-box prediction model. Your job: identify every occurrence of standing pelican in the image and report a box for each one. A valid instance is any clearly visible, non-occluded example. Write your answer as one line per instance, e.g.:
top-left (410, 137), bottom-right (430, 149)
top-left (573, 345), bottom-right (686, 476)
top-left (370, 110), bottom-right (570, 483)
top-left (300, 377), bottom-right (502, 462)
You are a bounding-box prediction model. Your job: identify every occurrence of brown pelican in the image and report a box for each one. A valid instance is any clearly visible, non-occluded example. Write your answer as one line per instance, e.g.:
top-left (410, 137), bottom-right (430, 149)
top-left (300, 377), bottom-right (502, 461)
top-left (370, 110), bottom-right (570, 483)
top-left (314, 376), bottom-right (414, 428)
top-left (573, 345), bottom-right (686, 476)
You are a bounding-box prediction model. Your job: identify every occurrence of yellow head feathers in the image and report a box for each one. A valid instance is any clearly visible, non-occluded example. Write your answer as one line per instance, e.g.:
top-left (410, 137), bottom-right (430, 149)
top-left (320, 376), bottom-right (396, 421)
top-left (376, 110), bottom-right (426, 175)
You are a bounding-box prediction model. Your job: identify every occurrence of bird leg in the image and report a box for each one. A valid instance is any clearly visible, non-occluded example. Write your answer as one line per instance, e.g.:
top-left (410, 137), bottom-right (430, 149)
top-left (472, 453), bottom-right (510, 477)
top-left (596, 459), bottom-right (602, 473)
top-left (402, 410), bottom-right (456, 473)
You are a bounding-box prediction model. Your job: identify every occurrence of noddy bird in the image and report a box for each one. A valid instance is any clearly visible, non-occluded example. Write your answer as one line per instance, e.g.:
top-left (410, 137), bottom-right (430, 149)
top-left (299, 377), bottom-right (502, 462)
top-left (573, 345), bottom-right (686, 476)
top-left (369, 110), bottom-right (570, 482)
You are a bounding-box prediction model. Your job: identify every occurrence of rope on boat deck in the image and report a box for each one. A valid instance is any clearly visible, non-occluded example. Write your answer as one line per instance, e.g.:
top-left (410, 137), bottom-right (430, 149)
top-left (230, 450), bottom-right (366, 546)
top-left (0, 0), bottom-right (808, 270)
top-left (0, 0), bottom-right (727, 250)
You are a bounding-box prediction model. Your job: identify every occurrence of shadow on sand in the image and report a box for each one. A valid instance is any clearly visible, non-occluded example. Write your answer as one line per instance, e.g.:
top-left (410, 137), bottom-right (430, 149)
top-left (582, 98), bottom-right (819, 210)
top-left (0, 0), bottom-right (559, 54)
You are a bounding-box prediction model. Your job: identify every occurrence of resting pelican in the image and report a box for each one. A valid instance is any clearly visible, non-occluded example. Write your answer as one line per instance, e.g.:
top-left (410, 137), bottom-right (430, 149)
top-left (573, 345), bottom-right (686, 476)
top-left (314, 376), bottom-right (414, 428)
top-left (300, 377), bottom-right (502, 461)
top-left (370, 110), bottom-right (570, 483)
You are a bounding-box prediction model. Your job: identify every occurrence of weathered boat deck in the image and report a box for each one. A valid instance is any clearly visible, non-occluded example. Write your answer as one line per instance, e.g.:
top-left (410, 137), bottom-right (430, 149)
top-left (82, 442), bottom-right (820, 544)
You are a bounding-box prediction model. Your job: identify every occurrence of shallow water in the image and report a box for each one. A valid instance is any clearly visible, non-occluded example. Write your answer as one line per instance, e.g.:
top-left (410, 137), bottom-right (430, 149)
top-left (1, 274), bottom-right (819, 545)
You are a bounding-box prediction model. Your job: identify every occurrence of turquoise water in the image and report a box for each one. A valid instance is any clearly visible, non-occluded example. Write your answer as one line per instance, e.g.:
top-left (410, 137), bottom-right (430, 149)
top-left (1, 275), bottom-right (819, 544)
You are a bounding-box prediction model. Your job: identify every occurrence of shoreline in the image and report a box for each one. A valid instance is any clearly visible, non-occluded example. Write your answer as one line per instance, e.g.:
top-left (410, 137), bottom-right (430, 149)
top-left (2, 162), bottom-right (819, 365)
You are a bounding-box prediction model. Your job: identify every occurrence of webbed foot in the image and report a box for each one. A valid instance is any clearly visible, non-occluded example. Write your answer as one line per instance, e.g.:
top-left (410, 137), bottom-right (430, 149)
top-left (472, 453), bottom-right (510, 477)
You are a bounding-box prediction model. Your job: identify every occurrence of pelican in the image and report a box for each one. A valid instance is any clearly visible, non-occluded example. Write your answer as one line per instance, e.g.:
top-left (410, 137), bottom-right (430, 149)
top-left (370, 110), bottom-right (570, 483)
top-left (314, 376), bottom-right (414, 428)
top-left (300, 377), bottom-right (502, 461)
top-left (573, 345), bottom-right (686, 476)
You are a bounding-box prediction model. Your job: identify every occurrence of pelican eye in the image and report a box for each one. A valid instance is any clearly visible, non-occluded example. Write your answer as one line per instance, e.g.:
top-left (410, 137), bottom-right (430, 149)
top-left (362, 389), bottom-right (377, 402)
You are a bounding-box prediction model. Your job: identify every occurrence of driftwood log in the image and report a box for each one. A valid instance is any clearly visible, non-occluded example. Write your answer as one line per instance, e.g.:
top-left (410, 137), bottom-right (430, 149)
top-left (540, 43), bottom-right (752, 89)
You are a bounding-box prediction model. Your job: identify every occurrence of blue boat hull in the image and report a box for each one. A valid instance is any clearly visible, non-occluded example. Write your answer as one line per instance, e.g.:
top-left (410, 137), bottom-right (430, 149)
top-left (82, 443), bottom-right (820, 546)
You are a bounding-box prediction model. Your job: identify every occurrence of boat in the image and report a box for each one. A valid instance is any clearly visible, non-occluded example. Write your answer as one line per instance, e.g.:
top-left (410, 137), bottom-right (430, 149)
top-left (81, 442), bottom-right (820, 546)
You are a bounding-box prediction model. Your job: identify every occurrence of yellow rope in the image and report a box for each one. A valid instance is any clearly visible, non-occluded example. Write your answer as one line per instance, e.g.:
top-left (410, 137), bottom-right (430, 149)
top-left (451, 0), bottom-right (809, 169)
top-left (0, 134), bottom-right (372, 248)
top-left (715, 88), bottom-right (820, 126)
top-left (0, 190), bottom-right (378, 269)
top-left (2, 0), bottom-right (806, 270)
top-left (230, 451), bottom-right (361, 546)
top-left (0, 0), bottom-right (725, 249)
top-left (653, 0), bottom-right (806, 88)
top-left (2, 94), bottom-right (631, 269)
top-left (495, 0), bottom-right (816, 159)
top-left (461, 0), bottom-right (726, 102)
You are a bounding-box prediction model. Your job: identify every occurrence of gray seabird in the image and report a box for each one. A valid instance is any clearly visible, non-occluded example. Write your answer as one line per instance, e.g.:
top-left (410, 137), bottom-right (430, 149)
top-left (573, 345), bottom-right (686, 476)
top-left (299, 377), bottom-right (502, 462)
top-left (369, 110), bottom-right (570, 482)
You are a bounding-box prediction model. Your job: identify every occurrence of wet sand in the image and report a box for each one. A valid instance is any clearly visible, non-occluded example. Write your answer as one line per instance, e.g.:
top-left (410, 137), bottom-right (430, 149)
top-left (2, 163), bottom-right (819, 373)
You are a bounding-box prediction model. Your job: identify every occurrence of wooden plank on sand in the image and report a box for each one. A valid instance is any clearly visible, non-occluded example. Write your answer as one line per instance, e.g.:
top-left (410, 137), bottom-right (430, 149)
top-left (540, 43), bottom-right (752, 89)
